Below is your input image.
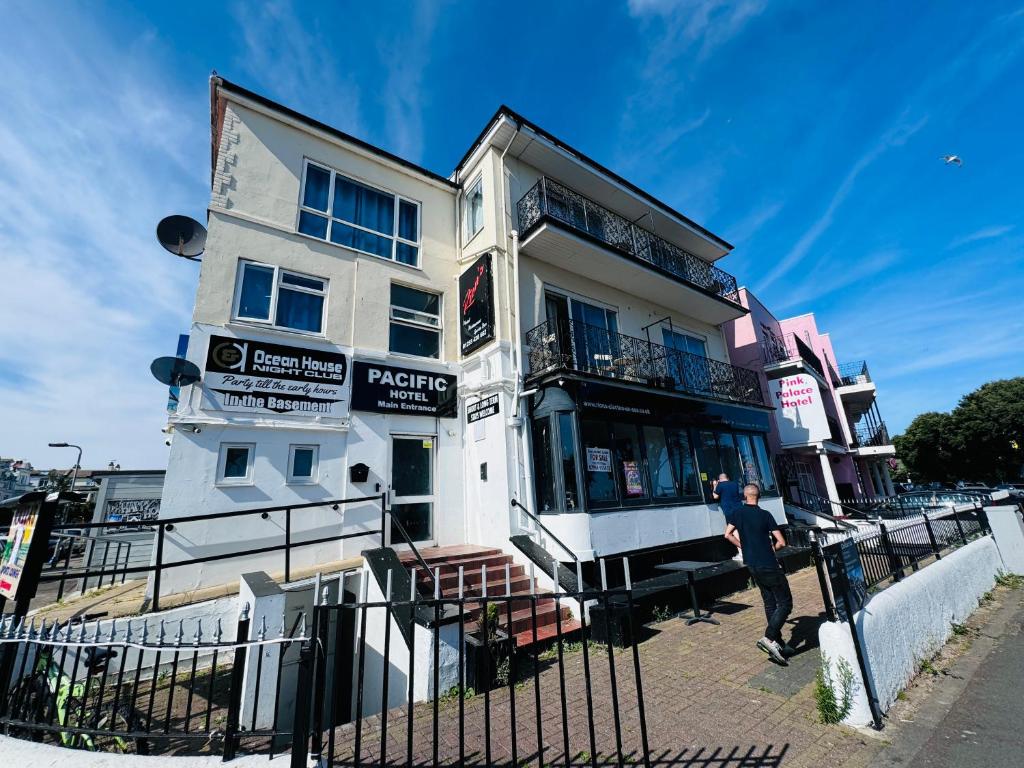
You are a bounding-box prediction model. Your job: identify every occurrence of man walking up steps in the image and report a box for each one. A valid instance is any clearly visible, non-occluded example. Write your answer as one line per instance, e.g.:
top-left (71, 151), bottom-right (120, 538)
top-left (724, 483), bottom-right (793, 666)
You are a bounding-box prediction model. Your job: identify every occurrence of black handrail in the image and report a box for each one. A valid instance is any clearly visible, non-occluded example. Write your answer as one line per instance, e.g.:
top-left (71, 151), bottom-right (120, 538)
top-left (511, 498), bottom-right (580, 564)
top-left (388, 513), bottom-right (439, 595)
top-left (786, 490), bottom-right (861, 530)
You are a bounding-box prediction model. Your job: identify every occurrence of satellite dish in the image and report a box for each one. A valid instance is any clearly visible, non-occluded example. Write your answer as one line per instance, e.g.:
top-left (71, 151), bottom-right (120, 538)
top-left (150, 356), bottom-right (202, 387)
top-left (157, 215), bottom-right (207, 260)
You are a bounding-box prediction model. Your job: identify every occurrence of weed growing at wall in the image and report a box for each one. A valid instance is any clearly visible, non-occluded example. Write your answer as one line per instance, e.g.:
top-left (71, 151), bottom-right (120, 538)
top-left (995, 571), bottom-right (1024, 589)
top-left (815, 653), bottom-right (855, 724)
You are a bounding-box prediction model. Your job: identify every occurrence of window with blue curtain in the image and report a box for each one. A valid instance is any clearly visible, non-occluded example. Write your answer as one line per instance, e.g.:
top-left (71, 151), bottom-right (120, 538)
top-left (233, 261), bottom-right (327, 334)
top-left (297, 160), bottom-right (420, 266)
top-left (570, 300), bottom-right (618, 372)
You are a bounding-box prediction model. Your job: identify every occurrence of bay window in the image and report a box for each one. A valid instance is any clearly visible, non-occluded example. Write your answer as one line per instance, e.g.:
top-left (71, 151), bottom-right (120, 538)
top-left (298, 160), bottom-right (421, 266)
top-left (532, 405), bottom-right (775, 513)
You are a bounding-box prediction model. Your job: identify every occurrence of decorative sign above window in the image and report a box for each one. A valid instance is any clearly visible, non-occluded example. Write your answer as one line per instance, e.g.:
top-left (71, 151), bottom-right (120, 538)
top-left (467, 394), bottom-right (499, 424)
top-left (351, 361), bottom-right (458, 418)
top-left (203, 334), bottom-right (350, 418)
top-left (766, 374), bottom-right (830, 445)
top-left (459, 253), bottom-right (495, 356)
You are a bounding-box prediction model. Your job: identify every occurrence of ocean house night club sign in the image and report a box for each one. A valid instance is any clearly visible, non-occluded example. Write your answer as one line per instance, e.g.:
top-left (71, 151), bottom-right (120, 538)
top-left (351, 361), bottom-right (458, 418)
top-left (204, 335), bottom-right (350, 418)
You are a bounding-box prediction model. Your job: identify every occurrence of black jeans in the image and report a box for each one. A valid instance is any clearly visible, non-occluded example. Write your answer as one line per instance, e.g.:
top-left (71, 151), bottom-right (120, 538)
top-left (750, 565), bottom-right (793, 643)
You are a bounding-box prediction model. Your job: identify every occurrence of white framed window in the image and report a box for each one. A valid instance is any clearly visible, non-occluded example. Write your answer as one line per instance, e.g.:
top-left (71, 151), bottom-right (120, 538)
top-left (233, 260), bottom-right (328, 335)
top-left (465, 176), bottom-right (484, 241)
top-left (217, 443), bottom-right (255, 485)
top-left (297, 159), bottom-right (421, 267)
top-left (287, 445), bottom-right (319, 484)
top-left (389, 283), bottom-right (442, 359)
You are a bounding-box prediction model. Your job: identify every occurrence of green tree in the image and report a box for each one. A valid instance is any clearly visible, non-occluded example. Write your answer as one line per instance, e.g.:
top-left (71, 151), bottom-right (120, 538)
top-left (949, 378), bottom-right (1024, 483)
top-left (896, 377), bottom-right (1024, 484)
top-left (894, 411), bottom-right (958, 482)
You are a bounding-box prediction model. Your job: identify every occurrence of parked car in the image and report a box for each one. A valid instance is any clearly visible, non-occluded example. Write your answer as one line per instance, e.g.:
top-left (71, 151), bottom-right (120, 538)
top-left (956, 481), bottom-right (992, 492)
top-left (995, 483), bottom-right (1024, 500)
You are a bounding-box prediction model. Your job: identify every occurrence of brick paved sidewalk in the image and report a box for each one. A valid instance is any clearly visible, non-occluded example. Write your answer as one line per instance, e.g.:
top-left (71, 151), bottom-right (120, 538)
top-left (321, 566), bottom-right (884, 767)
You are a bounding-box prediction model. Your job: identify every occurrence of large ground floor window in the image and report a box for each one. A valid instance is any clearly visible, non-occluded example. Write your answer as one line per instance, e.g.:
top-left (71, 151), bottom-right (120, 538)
top-left (531, 408), bottom-right (776, 513)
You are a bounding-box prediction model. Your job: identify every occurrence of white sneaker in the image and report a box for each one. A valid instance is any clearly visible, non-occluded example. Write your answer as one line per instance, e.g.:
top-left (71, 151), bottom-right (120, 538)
top-left (757, 637), bottom-right (789, 666)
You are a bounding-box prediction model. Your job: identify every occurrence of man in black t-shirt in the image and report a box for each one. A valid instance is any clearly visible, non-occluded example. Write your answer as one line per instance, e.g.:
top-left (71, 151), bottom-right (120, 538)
top-left (724, 484), bottom-right (793, 666)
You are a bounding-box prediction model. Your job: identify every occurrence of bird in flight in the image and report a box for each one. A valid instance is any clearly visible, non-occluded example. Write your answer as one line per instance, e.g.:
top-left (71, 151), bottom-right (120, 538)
top-left (941, 155), bottom-right (963, 166)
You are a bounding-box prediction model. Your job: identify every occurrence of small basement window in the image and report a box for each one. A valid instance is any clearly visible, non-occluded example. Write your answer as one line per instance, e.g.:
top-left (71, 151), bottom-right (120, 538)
top-left (217, 443), bottom-right (255, 485)
top-left (288, 445), bottom-right (319, 484)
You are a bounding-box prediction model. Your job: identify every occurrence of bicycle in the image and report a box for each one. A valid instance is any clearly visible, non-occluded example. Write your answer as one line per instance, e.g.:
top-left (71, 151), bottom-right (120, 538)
top-left (3, 614), bottom-right (148, 753)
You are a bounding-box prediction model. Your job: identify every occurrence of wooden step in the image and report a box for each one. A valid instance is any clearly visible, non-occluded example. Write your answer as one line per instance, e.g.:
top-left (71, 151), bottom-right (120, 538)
top-left (397, 545), bottom-right (503, 565)
top-left (514, 618), bottom-right (583, 649)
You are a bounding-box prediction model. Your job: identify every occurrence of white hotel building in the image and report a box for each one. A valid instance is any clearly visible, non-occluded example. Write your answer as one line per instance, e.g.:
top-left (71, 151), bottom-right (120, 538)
top-left (158, 77), bottom-right (781, 597)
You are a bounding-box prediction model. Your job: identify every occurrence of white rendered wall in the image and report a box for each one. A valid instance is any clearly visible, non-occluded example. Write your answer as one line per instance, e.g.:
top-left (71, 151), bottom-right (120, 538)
top-left (818, 536), bottom-right (1004, 727)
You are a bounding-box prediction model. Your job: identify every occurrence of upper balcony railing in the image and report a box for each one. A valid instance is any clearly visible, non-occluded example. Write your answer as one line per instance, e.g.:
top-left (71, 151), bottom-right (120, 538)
top-left (839, 360), bottom-right (872, 386)
top-left (525, 319), bottom-right (765, 407)
top-left (853, 421), bottom-right (891, 448)
top-left (761, 332), bottom-right (825, 379)
top-left (516, 177), bottom-right (741, 306)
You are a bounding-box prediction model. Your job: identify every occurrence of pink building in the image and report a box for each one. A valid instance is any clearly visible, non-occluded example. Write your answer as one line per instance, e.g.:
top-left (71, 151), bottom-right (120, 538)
top-left (723, 288), bottom-right (896, 511)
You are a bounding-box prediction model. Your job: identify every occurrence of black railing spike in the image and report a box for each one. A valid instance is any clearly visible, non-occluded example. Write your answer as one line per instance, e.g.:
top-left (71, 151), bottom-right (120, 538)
top-left (27, 617), bottom-right (37, 640)
top-left (175, 619), bottom-right (185, 645)
top-left (258, 616), bottom-right (267, 641)
top-left (38, 617), bottom-right (47, 641)
top-left (194, 618), bottom-right (202, 645)
top-left (299, 612), bottom-right (307, 638)
top-left (140, 621), bottom-right (149, 644)
top-left (320, 585), bottom-right (329, 606)
top-left (214, 618), bottom-right (223, 643)
top-left (93, 620), bottom-right (102, 643)
top-left (158, 619), bottom-right (166, 643)
top-left (108, 618), bottom-right (118, 643)
top-left (124, 620), bottom-right (134, 644)
top-left (240, 602), bottom-right (251, 621)
top-left (77, 618), bottom-right (87, 642)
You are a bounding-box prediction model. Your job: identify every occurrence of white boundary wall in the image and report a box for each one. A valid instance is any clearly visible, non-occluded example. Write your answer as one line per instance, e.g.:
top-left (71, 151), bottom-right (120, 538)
top-left (0, 735), bottom-right (274, 768)
top-left (819, 536), bottom-right (1003, 727)
top-left (985, 504), bottom-right (1024, 574)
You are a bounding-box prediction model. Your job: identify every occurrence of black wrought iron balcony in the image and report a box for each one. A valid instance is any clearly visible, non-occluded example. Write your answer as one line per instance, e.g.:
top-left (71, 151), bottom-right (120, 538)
top-left (761, 332), bottom-right (825, 379)
top-left (525, 319), bottom-right (765, 407)
top-left (516, 177), bottom-right (741, 306)
top-left (839, 360), bottom-right (872, 386)
top-left (853, 422), bottom-right (891, 448)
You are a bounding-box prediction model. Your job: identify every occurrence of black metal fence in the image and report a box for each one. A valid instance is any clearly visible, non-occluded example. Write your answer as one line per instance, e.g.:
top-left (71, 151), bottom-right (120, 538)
top-left (760, 332), bottom-right (825, 379)
top-left (813, 504), bottom-right (990, 612)
top-left (517, 176), bottom-right (740, 305)
top-left (0, 494), bottom-right (388, 617)
top-left (0, 605), bottom-right (307, 758)
top-left (525, 318), bottom-right (765, 407)
top-left (294, 559), bottom-right (651, 768)
top-left (838, 360), bottom-right (871, 386)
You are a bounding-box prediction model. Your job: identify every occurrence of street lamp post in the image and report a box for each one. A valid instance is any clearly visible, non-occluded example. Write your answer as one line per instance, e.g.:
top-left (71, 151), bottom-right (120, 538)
top-left (48, 442), bottom-right (82, 493)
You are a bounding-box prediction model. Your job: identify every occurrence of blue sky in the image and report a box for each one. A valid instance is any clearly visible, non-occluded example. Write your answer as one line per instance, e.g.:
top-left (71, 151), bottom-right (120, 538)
top-left (1, 0), bottom-right (1022, 469)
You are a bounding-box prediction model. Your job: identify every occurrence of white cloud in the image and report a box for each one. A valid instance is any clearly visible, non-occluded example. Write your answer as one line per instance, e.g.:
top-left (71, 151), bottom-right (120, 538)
top-left (232, 0), bottom-right (365, 137)
top-left (757, 114), bottom-right (928, 292)
top-left (376, 0), bottom-right (441, 162)
top-left (948, 224), bottom-right (1014, 249)
top-left (0, 4), bottom-right (205, 469)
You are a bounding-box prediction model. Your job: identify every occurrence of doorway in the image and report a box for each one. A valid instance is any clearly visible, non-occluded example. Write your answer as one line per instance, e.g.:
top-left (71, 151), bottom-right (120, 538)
top-left (389, 435), bottom-right (435, 543)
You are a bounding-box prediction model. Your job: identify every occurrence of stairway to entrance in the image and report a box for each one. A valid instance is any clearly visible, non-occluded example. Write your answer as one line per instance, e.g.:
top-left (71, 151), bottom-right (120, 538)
top-left (396, 544), bottom-right (581, 648)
